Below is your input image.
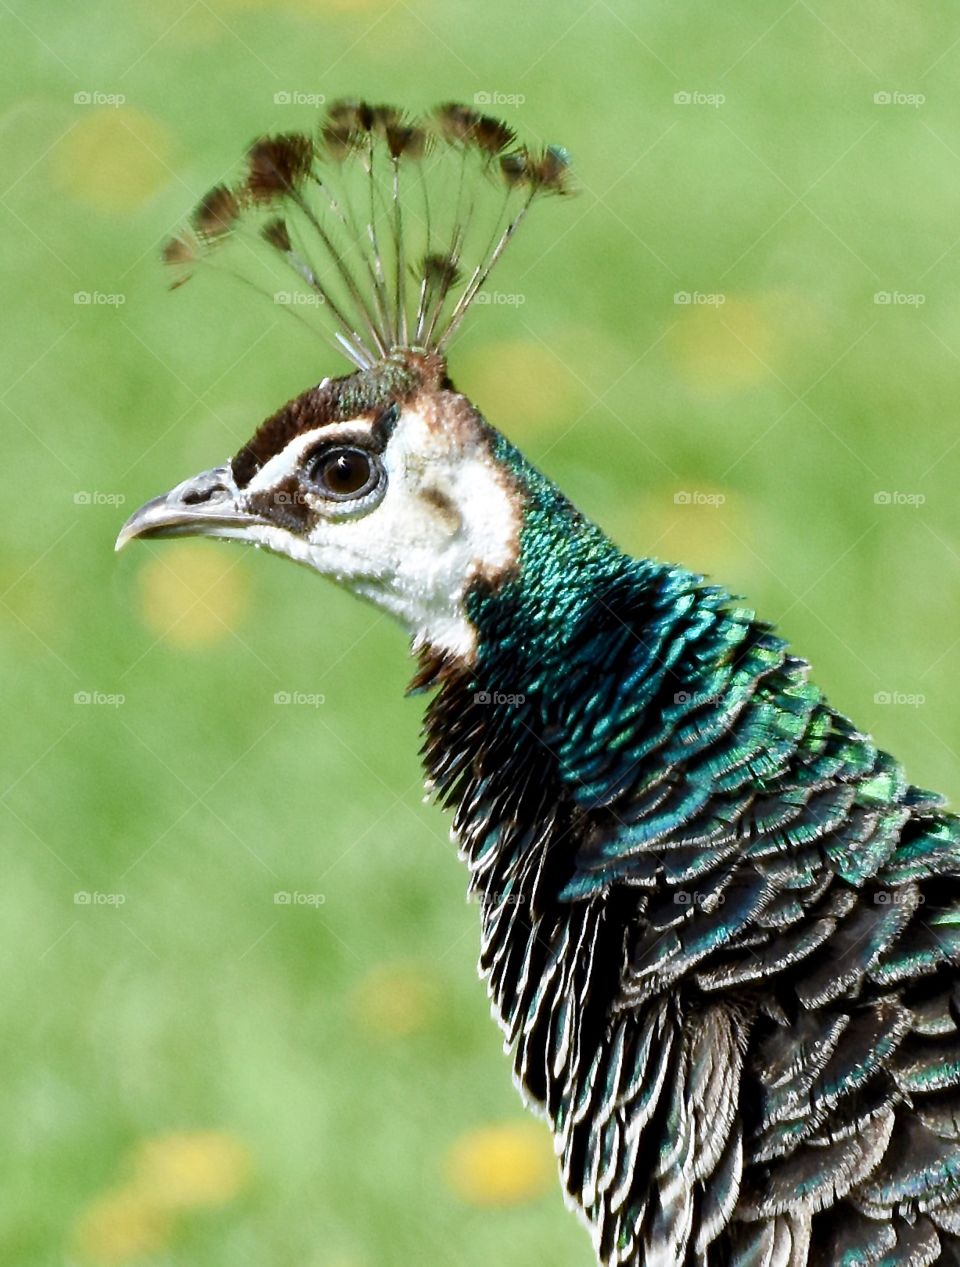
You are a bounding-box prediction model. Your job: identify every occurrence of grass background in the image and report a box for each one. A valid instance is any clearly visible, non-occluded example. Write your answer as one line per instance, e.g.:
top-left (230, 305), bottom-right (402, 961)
top-left (5, 1), bottom-right (960, 1263)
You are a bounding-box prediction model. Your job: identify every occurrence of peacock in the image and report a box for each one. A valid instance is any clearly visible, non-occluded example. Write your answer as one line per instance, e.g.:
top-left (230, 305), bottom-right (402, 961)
top-left (117, 101), bottom-right (960, 1266)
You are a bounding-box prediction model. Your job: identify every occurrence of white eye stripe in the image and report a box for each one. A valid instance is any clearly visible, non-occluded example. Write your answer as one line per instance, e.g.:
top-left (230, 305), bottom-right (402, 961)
top-left (244, 419), bottom-right (381, 492)
top-left (293, 420), bottom-right (379, 456)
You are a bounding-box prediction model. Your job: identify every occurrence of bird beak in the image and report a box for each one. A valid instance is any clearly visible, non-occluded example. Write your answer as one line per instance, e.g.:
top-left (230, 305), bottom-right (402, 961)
top-left (115, 464), bottom-right (262, 552)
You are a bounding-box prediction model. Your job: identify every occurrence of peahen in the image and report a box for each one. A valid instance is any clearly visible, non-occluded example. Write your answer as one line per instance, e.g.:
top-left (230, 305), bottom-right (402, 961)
top-left (117, 101), bottom-right (960, 1266)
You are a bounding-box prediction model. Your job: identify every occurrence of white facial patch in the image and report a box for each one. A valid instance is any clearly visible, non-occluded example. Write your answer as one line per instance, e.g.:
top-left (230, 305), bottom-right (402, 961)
top-left (241, 402), bottom-right (521, 662)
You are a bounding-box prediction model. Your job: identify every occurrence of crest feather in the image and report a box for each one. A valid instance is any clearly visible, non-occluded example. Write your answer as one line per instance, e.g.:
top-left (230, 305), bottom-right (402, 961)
top-left (161, 98), bottom-right (572, 368)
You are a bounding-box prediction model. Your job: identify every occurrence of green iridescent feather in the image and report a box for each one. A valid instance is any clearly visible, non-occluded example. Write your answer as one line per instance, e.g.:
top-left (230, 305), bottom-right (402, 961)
top-left (420, 424), bottom-right (960, 1264)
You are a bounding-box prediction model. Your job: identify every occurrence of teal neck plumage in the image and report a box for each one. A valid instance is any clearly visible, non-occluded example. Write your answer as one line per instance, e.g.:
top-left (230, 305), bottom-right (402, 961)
top-left (416, 428), bottom-right (960, 1262)
top-left (466, 430), bottom-right (672, 679)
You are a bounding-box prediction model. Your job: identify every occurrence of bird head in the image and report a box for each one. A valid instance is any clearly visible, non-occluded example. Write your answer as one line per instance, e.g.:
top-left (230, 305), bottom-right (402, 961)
top-left (117, 101), bottom-right (573, 663)
top-left (118, 350), bottom-right (522, 661)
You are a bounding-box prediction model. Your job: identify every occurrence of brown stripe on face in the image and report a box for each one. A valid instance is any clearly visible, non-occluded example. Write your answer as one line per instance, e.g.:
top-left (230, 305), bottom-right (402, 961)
top-left (232, 383), bottom-right (341, 489)
top-left (244, 475), bottom-right (316, 533)
top-left (231, 352), bottom-right (446, 488)
top-left (419, 484), bottom-right (462, 535)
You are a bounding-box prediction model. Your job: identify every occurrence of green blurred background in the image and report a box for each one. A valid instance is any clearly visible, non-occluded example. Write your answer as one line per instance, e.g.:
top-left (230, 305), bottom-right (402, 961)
top-left (5, 1), bottom-right (960, 1263)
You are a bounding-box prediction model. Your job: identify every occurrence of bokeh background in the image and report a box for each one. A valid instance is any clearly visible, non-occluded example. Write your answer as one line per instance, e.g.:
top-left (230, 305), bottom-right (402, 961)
top-left (5, 2), bottom-right (960, 1263)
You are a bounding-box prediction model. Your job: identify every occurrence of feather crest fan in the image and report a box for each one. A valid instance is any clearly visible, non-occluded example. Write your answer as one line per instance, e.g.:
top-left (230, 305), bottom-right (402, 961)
top-left (163, 100), bottom-right (572, 367)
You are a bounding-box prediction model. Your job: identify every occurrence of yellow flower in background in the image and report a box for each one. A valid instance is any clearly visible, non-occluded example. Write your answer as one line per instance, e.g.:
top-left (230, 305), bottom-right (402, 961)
top-left (458, 339), bottom-right (586, 439)
top-left (215, 0), bottom-right (379, 12)
top-left (133, 1130), bottom-right (252, 1209)
top-left (53, 108), bottom-right (175, 213)
top-left (668, 297), bottom-right (776, 396)
top-left (72, 1184), bottom-right (171, 1264)
top-left (72, 1131), bottom-right (251, 1263)
top-left (143, 0), bottom-right (379, 44)
top-left (350, 961), bottom-right (438, 1038)
top-left (445, 1121), bottom-right (554, 1206)
top-left (0, 562), bottom-right (61, 646)
top-left (137, 542), bottom-right (250, 647)
top-left (197, 0), bottom-right (265, 10)
top-left (606, 486), bottom-right (754, 581)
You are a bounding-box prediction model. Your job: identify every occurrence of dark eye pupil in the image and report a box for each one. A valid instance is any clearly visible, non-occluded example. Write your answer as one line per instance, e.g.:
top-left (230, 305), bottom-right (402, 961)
top-left (319, 449), bottom-right (371, 496)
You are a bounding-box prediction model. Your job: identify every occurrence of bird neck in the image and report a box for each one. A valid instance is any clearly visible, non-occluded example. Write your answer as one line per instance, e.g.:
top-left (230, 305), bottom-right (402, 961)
top-left (467, 430), bottom-right (633, 678)
top-left (415, 437), bottom-right (685, 904)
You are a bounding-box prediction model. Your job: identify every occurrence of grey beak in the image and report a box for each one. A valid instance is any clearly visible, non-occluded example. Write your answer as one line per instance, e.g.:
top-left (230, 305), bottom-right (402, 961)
top-left (115, 465), bottom-right (261, 552)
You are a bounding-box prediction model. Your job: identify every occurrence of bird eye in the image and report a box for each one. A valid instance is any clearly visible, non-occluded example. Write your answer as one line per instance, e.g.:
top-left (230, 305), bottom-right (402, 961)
top-left (309, 447), bottom-right (378, 500)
